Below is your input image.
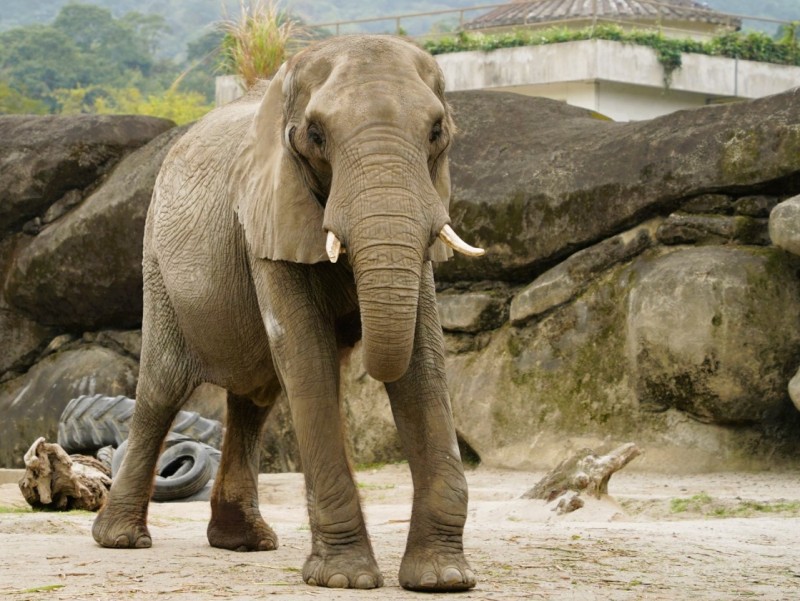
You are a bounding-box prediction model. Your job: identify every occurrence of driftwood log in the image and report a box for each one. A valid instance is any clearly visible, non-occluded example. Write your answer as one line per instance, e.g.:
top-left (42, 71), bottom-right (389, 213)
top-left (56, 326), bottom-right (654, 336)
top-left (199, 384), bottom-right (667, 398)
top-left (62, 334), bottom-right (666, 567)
top-left (523, 443), bottom-right (641, 510)
top-left (18, 437), bottom-right (111, 511)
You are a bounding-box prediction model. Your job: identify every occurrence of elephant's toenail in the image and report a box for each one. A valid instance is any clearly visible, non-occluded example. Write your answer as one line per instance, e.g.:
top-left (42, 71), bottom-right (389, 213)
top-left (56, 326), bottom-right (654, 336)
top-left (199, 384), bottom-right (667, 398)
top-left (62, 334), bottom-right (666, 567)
top-left (464, 568), bottom-right (476, 584)
top-left (327, 574), bottom-right (348, 588)
top-left (355, 574), bottom-right (377, 589)
top-left (134, 536), bottom-right (152, 549)
top-left (306, 577), bottom-right (317, 586)
top-left (419, 571), bottom-right (438, 588)
top-left (113, 535), bottom-right (130, 548)
top-left (442, 567), bottom-right (463, 585)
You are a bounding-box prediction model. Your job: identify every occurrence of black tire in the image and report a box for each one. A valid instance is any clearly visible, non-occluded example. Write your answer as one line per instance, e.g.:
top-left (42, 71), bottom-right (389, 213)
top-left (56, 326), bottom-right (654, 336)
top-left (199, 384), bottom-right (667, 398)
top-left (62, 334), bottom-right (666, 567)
top-left (95, 445), bottom-right (115, 471)
top-left (152, 441), bottom-right (214, 502)
top-left (111, 435), bottom-right (221, 502)
top-left (58, 394), bottom-right (223, 454)
top-left (57, 394), bottom-right (134, 453)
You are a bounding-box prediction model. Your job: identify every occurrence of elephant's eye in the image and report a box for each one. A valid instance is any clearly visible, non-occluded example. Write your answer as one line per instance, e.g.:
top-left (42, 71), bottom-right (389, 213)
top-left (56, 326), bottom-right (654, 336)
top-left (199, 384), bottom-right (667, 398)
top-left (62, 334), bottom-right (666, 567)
top-left (429, 120), bottom-right (443, 143)
top-left (307, 123), bottom-right (325, 147)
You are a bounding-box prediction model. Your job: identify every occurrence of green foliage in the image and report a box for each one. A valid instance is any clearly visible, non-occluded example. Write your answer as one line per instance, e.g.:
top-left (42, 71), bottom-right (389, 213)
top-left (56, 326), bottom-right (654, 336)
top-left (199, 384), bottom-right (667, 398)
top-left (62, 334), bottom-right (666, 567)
top-left (670, 493), bottom-right (800, 517)
top-left (55, 86), bottom-right (212, 125)
top-left (18, 585), bottom-right (66, 593)
top-left (670, 492), bottom-right (713, 513)
top-left (424, 24), bottom-right (800, 88)
top-left (220, 1), bottom-right (306, 88)
top-left (0, 25), bottom-right (83, 109)
top-left (176, 27), bottom-right (228, 100)
top-left (0, 504), bottom-right (34, 513)
top-left (0, 2), bottom-right (221, 115)
top-left (0, 81), bottom-right (51, 115)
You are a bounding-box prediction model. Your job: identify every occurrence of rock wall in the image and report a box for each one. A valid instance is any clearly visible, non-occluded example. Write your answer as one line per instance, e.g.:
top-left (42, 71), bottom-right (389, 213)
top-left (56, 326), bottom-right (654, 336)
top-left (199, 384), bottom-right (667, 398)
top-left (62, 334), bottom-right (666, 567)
top-left (2, 89), bottom-right (800, 472)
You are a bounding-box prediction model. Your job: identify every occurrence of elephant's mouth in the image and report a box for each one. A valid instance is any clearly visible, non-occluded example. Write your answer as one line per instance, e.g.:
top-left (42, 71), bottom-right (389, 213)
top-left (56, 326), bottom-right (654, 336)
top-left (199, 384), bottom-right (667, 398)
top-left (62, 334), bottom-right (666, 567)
top-left (324, 227), bottom-right (483, 264)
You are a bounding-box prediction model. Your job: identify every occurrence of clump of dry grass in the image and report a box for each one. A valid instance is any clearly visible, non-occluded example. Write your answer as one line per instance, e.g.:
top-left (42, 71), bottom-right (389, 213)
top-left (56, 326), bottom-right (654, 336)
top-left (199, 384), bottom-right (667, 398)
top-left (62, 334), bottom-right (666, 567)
top-left (221, 0), bottom-right (305, 88)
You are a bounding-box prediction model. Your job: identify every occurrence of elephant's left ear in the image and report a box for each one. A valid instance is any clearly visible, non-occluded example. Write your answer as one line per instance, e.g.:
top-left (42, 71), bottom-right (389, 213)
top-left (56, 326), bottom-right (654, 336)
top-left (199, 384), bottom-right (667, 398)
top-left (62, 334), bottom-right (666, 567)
top-left (234, 64), bottom-right (328, 263)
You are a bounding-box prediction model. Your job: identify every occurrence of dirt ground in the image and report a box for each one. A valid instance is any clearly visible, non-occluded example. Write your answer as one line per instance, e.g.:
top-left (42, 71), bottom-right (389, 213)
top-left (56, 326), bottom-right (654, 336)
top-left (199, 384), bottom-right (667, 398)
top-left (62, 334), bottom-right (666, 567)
top-left (1, 463), bottom-right (799, 600)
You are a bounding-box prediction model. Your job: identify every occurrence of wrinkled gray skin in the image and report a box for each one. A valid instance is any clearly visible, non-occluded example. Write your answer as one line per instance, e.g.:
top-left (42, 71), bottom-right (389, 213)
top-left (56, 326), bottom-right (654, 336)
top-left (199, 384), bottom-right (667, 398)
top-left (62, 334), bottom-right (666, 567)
top-left (92, 36), bottom-right (476, 592)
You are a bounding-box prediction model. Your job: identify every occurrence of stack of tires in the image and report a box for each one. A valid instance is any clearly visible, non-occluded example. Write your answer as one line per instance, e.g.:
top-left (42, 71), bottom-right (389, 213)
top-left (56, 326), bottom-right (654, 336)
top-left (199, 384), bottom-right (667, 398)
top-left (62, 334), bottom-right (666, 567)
top-left (58, 394), bottom-right (223, 501)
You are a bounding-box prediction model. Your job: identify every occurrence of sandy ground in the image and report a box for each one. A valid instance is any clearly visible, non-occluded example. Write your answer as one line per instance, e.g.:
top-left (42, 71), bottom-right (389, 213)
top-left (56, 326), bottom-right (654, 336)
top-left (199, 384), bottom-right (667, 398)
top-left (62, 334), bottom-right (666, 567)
top-left (1, 464), bottom-right (799, 600)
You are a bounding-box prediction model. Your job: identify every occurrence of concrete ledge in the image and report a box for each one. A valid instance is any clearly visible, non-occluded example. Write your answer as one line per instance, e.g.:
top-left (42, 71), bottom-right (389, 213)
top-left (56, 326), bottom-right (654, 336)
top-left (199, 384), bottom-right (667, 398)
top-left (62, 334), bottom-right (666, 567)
top-left (436, 39), bottom-right (800, 100)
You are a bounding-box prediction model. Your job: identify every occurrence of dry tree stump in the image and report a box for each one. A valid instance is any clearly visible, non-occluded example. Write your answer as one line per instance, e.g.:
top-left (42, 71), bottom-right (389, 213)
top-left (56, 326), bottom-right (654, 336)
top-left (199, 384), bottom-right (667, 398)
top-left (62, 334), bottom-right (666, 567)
top-left (523, 443), bottom-right (641, 514)
top-left (18, 437), bottom-right (111, 511)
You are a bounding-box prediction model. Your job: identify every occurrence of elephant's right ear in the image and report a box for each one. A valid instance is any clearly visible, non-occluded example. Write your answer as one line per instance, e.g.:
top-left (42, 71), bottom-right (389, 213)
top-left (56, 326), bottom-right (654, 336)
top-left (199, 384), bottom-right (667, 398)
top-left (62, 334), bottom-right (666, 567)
top-left (234, 64), bottom-right (328, 263)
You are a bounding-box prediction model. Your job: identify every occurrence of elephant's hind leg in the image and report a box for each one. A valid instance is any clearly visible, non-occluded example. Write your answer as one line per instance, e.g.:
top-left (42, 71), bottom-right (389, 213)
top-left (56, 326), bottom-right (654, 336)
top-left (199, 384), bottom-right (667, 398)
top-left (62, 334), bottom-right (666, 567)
top-left (207, 391), bottom-right (279, 552)
top-left (93, 260), bottom-right (200, 549)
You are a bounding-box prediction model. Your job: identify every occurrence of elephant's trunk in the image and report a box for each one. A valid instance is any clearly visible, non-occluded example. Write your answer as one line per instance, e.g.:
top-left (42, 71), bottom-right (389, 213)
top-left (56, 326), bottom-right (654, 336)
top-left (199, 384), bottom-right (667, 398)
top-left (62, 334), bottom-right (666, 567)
top-left (348, 206), bottom-right (427, 383)
top-left (324, 135), bottom-right (449, 382)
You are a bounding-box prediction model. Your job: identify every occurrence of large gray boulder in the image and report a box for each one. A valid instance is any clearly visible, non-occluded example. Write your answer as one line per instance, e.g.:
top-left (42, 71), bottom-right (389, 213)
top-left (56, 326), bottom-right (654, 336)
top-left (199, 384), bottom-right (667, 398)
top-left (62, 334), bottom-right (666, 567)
top-left (4, 126), bottom-right (187, 329)
top-left (446, 247), bottom-right (800, 470)
top-left (0, 345), bottom-right (138, 468)
top-left (626, 246), bottom-right (800, 423)
top-left (789, 368), bottom-right (800, 412)
top-left (0, 115), bottom-right (174, 237)
top-left (0, 307), bottom-right (53, 377)
top-left (437, 290), bottom-right (509, 333)
top-left (510, 222), bottom-right (655, 325)
top-left (0, 236), bottom-right (53, 376)
top-left (341, 344), bottom-right (403, 466)
top-left (439, 88), bottom-right (800, 282)
top-left (769, 194), bottom-right (800, 256)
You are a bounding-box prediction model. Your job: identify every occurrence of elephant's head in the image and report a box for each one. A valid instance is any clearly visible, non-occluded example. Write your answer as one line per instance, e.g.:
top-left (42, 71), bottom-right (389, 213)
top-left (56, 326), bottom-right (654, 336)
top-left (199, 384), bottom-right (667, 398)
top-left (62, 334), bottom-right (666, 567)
top-left (236, 35), bottom-right (482, 382)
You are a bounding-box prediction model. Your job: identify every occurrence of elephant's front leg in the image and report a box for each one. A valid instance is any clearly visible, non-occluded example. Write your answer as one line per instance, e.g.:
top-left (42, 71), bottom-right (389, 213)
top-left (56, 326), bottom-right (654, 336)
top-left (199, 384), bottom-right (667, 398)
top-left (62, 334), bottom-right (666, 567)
top-left (252, 260), bottom-right (382, 589)
top-left (385, 262), bottom-right (476, 592)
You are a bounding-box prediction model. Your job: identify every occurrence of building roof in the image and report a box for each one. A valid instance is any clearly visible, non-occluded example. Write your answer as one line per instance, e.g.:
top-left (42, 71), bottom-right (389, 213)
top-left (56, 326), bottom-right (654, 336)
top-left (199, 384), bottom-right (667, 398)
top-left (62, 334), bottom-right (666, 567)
top-left (464, 0), bottom-right (741, 31)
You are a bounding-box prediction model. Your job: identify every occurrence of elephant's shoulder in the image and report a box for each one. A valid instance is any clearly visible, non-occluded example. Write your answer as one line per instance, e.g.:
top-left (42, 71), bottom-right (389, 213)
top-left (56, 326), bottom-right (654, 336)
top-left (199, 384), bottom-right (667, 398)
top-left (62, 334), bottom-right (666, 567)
top-left (170, 102), bottom-right (255, 166)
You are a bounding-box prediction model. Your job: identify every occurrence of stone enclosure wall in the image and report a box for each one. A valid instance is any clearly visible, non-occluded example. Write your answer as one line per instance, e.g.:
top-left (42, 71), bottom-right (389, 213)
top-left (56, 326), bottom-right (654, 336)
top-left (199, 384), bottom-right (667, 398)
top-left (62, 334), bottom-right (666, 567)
top-left (2, 88), bottom-right (800, 472)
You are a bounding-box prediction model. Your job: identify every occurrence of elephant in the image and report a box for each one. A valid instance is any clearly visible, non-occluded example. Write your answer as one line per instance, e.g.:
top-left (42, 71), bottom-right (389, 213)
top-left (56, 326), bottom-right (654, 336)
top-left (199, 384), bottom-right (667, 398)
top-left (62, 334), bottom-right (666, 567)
top-left (91, 35), bottom-right (484, 592)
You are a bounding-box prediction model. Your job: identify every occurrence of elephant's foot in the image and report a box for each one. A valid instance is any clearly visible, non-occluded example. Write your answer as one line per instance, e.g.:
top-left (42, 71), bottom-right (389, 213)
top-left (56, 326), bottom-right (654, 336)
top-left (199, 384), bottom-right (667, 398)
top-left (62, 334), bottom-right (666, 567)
top-left (399, 548), bottom-right (476, 592)
top-left (92, 505), bottom-right (151, 549)
top-left (207, 500), bottom-right (278, 552)
top-left (303, 545), bottom-right (383, 589)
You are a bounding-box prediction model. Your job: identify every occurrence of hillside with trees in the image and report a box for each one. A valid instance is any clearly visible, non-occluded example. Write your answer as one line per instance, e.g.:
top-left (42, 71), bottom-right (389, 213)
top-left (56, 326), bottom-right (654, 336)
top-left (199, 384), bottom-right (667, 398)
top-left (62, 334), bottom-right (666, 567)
top-left (1, 0), bottom-right (797, 119)
top-left (0, 0), bottom-right (481, 59)
top-left (705, 0), bottom-right (800, 23)
top-left (0, 4), bottom-right (218, 120)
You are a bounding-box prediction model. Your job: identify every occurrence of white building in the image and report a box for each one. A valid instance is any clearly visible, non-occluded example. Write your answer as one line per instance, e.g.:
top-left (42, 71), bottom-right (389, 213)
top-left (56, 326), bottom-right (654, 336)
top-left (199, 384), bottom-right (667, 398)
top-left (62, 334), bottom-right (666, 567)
top-left (435, 0), bottom-right (800, 121)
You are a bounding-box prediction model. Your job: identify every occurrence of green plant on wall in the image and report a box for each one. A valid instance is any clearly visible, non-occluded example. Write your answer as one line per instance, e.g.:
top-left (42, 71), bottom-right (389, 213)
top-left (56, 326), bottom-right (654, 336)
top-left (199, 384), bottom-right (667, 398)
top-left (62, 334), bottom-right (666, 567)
top-left (424, 24), bottom-right (800, 90)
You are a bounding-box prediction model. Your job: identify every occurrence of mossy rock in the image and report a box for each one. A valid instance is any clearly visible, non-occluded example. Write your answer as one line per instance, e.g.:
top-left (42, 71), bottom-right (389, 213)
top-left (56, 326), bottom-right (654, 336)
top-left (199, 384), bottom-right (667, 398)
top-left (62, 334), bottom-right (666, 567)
top-left (626, 246), bottom-right (800, 424)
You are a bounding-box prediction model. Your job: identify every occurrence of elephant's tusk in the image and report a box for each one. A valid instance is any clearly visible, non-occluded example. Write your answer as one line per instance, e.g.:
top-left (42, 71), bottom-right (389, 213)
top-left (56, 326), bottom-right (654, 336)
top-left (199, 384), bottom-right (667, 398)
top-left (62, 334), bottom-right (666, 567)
top-left (438, 224), bottom-right (485, 257)
top-left (326, 231), bottom-right (345, 263)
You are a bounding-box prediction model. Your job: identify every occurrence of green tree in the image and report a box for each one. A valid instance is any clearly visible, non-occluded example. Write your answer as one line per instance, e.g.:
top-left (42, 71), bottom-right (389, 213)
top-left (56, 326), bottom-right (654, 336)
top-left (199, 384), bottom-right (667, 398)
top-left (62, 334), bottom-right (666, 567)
top-left (175, 27), bottom-right (227, 101)
top-left (120, 12), bottom-right (172, 56)
top-left (0, 81), bottom-right (50, 114)
top-left (55, 85), bottom-right (212, 125)
top-left (0, 3), bottom-right (187, 112)
top-left (0, 26), bottom-right (81, 109)
top-left (53, 4), bottom-right (153, 77)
